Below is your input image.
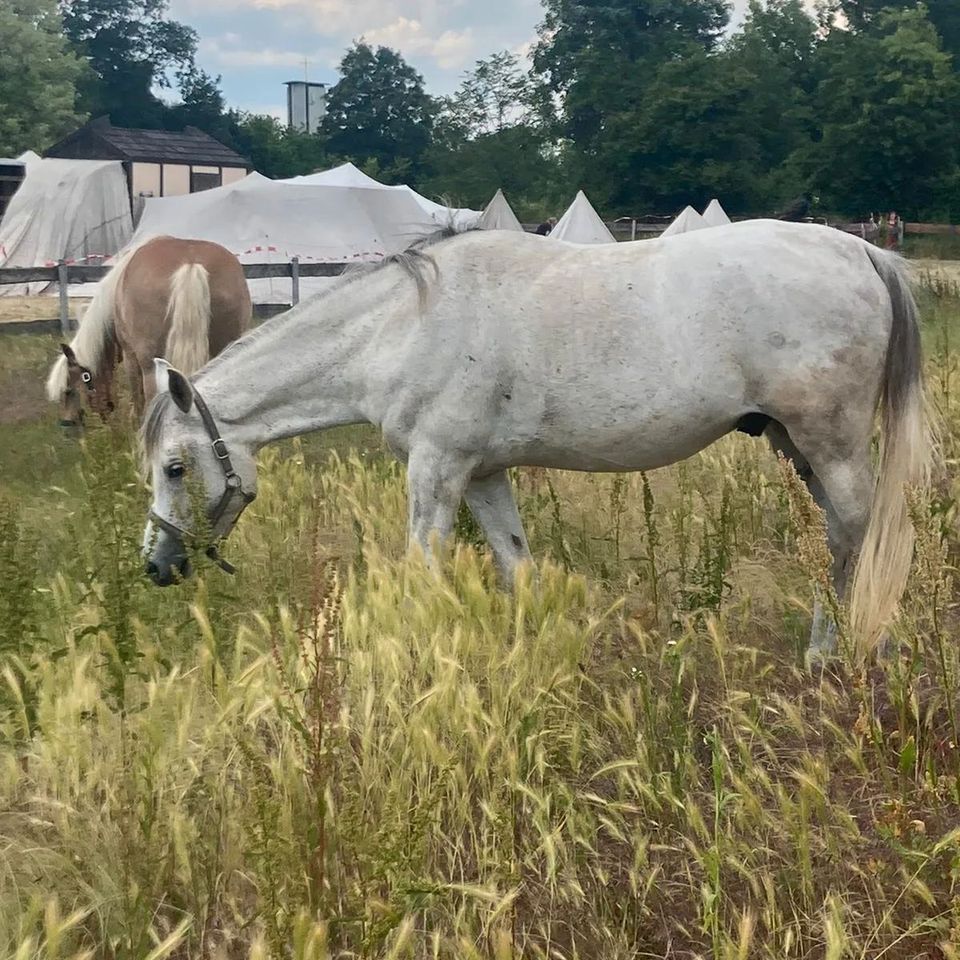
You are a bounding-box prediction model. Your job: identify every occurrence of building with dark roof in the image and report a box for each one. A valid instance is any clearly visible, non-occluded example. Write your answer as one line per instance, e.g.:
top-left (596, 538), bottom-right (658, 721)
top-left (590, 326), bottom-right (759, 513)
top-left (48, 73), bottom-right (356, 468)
top-left (44, 117), bottom-right (251, 205)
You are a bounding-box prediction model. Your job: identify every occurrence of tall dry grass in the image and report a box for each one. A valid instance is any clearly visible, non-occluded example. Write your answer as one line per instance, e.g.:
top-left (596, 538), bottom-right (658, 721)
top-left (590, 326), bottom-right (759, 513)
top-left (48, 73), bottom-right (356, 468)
top-left (2, 283), bottom-right (960, 958)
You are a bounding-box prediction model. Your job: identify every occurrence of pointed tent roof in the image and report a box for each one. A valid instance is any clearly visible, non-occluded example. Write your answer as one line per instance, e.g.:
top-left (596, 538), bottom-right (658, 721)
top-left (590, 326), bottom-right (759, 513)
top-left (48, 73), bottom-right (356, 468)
top-left (478, 189), bottom-right (524, 232)
top-left (550, 190), bottom-right (615, 244)
top-left (702, 198), bottom-right (731, 227)
top-left (660, 205), bottom-right (708, 238)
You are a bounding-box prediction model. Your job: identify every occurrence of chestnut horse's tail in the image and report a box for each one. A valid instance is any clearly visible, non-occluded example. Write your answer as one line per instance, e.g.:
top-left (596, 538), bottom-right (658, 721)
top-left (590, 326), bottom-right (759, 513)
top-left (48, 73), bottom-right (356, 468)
top-left (164, 263), bottom-right (211, 375)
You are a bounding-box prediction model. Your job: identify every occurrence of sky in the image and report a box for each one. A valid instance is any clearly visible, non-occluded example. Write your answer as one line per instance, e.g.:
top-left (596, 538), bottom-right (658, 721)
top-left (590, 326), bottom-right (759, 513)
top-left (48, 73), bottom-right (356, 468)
top-left (167, 0), bottom-right (776, 119)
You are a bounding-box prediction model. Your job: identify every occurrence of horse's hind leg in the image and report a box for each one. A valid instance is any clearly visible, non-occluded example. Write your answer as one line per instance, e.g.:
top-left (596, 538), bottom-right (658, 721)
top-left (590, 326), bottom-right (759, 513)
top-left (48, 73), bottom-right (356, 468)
top-left (766, 422), bottom-right (873, 660)
top-left (464, 470), bottom-right (532, 581)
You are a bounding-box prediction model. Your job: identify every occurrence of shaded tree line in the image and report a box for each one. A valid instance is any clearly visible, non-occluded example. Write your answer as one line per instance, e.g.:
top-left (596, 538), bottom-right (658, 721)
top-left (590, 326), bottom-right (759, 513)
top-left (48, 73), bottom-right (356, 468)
top-left (1, 0), bottom-right (959, 220)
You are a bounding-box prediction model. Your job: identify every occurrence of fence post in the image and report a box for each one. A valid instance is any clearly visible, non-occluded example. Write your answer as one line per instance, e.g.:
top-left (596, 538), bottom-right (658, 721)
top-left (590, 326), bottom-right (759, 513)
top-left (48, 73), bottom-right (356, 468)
top-left (631, 219), bottom-right (637, 241)
top-left (57, 260), bottom-right (70, 337)
top-left (291, 256), bottom-right (300, 305)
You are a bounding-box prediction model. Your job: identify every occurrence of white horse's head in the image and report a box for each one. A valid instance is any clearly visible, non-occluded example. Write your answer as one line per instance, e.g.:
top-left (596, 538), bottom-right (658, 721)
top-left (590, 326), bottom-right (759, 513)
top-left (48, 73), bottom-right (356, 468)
top-left (141, 358), bottom-right (257, 585)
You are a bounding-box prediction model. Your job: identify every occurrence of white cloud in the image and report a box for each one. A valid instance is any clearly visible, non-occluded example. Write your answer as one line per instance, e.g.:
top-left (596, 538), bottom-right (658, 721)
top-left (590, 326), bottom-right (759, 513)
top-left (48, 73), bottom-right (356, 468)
top-left (362, 17), bottom-right (475, 69)
top-left (203, 43), bottom-right (309, 68)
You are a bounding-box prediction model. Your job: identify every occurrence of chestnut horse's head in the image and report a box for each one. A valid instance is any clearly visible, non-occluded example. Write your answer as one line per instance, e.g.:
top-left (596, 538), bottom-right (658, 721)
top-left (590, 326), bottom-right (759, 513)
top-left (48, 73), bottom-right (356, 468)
top-left (57, 343), bottom-right (115, 432)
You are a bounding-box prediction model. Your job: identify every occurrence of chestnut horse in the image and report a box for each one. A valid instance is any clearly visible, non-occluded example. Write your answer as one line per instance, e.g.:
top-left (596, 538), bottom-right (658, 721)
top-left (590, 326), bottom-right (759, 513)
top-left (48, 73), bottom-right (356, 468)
top-left (46, 236), bottom-right (251, 428)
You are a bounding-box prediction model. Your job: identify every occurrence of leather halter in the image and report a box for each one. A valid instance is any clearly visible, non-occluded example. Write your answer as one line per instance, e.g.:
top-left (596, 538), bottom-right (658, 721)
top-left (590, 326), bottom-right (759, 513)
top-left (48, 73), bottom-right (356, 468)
top-left (148, 386), bottom-right (256, 575)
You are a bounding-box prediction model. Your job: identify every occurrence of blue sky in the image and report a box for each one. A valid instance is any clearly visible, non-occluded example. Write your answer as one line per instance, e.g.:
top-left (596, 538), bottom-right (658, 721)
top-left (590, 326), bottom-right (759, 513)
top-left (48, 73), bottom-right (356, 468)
top-left (167, 0), bottom-right (767, 118)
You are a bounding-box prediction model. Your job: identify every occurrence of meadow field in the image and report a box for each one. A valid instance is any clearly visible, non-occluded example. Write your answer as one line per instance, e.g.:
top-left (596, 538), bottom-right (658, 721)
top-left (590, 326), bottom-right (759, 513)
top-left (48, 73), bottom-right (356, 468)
top-left (2, 282), bottom-right (960, 959)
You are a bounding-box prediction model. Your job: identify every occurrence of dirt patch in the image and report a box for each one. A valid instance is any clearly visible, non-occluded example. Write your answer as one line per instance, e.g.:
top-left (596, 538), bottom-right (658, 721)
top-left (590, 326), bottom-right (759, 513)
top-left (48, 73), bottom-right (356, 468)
top-left (0, 337), bottom-right (56, 425)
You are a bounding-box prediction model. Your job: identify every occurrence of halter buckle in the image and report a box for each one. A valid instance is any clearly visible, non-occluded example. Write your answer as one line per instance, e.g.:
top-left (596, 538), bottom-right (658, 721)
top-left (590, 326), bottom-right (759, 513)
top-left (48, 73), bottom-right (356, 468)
top-left (212, 437), bottom-right (230, 460)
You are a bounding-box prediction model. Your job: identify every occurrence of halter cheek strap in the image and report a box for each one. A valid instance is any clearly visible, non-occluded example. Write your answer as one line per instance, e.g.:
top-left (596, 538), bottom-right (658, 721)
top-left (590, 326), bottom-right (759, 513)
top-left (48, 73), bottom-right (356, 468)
top-left (148, 385), bottom-right (256, 575)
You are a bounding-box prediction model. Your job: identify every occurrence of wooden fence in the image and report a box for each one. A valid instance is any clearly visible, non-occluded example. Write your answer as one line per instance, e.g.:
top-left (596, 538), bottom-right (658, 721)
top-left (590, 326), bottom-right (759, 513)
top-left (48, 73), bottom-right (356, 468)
top-left (0, 259), bottom-right (348, 335)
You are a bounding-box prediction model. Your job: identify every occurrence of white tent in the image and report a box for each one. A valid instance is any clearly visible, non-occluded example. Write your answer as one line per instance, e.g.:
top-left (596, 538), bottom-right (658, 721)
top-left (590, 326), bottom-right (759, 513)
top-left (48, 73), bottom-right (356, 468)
top-left (550, 190), bottom-right (615, 244)
top-left (702, 198), bottom-right (731, 227)
top-left (0, 156), bottom-right (133, 295)
top-left (126, 172), bottom-right (448, 302)
top-left (478, 189), bottom-right (524, 232)
top-left (284, 162), bottom-right (479, 230)
top-left (660, 205), bottom-right (708, 238)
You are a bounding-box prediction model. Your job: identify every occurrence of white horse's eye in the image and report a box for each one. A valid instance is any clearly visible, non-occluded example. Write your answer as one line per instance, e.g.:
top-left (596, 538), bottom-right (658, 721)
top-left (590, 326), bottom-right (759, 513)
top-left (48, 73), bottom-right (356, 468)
top-left (165, 462), bottom-right (186, 480)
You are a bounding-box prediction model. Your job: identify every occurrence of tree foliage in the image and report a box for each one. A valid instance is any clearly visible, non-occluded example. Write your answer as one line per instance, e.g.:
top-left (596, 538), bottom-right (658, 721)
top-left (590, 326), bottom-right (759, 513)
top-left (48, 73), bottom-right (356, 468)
top-left (60, 0), bottom-right (199, 127)
top-left (0, 0), bottom-right (87, 154)
top-left (807, 6), bottom-right (960, 218)
top-left (321, 42), bottom-right (436, 182)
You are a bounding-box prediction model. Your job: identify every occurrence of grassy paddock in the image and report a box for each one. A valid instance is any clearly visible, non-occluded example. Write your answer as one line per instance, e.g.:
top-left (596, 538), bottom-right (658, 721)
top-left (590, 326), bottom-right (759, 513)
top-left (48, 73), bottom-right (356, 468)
top-left (2, 297), bottom-right (960, 959)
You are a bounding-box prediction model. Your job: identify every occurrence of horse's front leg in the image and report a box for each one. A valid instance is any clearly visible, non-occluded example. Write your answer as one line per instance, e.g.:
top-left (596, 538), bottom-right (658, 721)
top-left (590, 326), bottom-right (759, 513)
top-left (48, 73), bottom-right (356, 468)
top-left (405, 444), bottom-right (475, 567)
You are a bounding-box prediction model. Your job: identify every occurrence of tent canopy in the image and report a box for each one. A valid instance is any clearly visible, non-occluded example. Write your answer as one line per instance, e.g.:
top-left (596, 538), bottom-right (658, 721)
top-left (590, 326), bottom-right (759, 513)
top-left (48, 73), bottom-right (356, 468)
top-left (478, 189), bottom-right (524, 232)
top-left (283, 162), bottom-right (479, 230)
top-left (702, 198), bottom-right (731, 227)
top-left (660, 205), bottom-right (708, 238)
top-left (551, 190), bottom-right (615, 244)
top-left (125, 171), bottom-right (452, 302)
top-left (0, 156), bottom-right (133, 295)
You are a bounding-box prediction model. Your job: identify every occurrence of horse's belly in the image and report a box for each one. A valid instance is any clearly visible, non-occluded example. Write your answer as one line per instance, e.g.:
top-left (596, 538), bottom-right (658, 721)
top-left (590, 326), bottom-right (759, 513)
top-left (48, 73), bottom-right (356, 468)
top-left (491, 415), bottom-right (737, 474)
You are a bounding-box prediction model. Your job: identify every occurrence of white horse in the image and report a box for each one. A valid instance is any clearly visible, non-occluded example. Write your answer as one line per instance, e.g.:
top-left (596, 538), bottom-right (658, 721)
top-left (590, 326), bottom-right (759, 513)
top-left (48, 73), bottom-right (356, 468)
top-left (140, 220), bottom-right (933, 659)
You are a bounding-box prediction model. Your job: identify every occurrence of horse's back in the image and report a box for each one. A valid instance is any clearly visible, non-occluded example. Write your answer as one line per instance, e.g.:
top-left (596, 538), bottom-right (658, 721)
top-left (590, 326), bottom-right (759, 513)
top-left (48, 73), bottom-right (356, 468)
top-left (385, 220), bottom-right (894, 472)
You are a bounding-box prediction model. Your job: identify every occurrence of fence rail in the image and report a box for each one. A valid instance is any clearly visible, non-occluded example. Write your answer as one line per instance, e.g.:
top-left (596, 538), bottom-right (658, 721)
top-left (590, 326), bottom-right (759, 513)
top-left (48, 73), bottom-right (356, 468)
top-left (0, 258), bottom-right (349, 335)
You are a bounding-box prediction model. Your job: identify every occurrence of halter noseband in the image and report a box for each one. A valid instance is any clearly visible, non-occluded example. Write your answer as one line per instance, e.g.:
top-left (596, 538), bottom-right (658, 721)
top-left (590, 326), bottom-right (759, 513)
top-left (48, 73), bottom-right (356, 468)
top-left (148, 386), bottom-right (256, 575)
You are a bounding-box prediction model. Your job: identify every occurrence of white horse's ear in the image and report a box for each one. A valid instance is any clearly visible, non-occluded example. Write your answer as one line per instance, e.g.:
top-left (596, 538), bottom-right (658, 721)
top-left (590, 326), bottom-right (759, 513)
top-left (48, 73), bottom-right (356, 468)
top-left (153, 358), bottom-right (193, 414)
top-left (154, 357), bottom-right (171, 395)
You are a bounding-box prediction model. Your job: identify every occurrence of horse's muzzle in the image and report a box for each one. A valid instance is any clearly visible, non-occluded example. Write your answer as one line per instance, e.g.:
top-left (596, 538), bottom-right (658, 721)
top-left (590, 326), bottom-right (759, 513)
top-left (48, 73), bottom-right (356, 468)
top-left (145, 555), bottom-right (191, 586)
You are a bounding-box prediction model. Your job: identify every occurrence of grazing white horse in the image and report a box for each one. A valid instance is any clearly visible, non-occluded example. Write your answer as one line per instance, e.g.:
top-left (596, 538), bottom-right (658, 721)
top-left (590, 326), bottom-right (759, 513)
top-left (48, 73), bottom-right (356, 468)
top-left (140, 220), bottom-right (933, 659)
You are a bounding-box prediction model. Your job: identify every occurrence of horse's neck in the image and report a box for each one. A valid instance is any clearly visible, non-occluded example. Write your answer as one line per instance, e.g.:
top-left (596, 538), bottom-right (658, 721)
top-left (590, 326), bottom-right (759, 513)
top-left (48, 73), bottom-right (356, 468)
top-left (196, 270), bottom-right (399, 448)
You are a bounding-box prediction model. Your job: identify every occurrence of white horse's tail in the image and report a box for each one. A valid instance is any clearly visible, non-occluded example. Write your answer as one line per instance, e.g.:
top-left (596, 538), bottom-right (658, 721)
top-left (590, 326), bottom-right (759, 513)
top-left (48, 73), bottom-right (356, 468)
top-left (44, 246), bottom-right (137, 401)
top-left (850, 248), bottom-right (935, 652)
top-left (164, 263), bottom-right (211, 375)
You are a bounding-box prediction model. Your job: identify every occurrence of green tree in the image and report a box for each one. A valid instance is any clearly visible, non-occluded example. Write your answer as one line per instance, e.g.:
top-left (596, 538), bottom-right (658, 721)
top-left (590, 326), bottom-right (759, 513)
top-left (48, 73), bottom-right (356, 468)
top-left (534, 0), bottom-right (729, 148)
top-left (60, 0), bottom-right (198, 127)
top-left (808, 6), bottom-right (959, 217)
top-left (598, 50), bottom-right (770, 213)
top-left (321, 42), bottom-right (436, 182)
top-left (834, 0), bottom-right (960, 61)
top-left (0, 0), bottom-right (86, 154)
top-left (532, 0), bottom-right (731, 207)
top-left (425, 51), bottom-right (562, 216)
top-left (722, 0), bottom-right (820, 209)
top-left (446, 51), bottom-right (544, 138)
top-left (226, 113), bottom-right (332, 180)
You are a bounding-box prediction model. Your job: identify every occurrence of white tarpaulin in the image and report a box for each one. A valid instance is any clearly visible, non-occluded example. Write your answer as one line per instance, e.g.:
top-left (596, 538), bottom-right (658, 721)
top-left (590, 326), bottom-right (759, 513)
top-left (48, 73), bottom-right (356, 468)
top-left (286, 162), bottom-right (479, 230)
top-left (125, 171), bottom-right (448, 302)
top-left (478, 189), bottom-right (524, 232)
top-left (550, 190), bottom-right (615, 244)
top-left (0, 156), bottom-right (133, 295)
top-left (702, 199), bottom-right (731, 227)
top-left (660, 205), bottom-right (708, 238)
